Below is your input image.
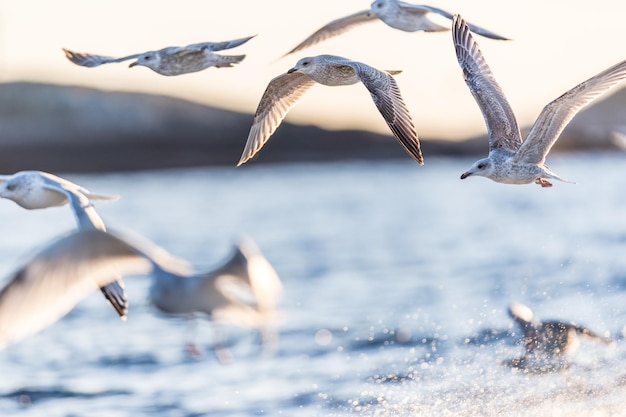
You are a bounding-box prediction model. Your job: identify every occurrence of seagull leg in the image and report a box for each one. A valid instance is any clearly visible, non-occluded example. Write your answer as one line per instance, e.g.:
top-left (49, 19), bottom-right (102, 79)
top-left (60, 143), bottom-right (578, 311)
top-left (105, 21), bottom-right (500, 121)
top-left (534, 178), bottom-right (553, 188)
top-left (183, 315), bottom-right (203, 359)
top-left (212, 324), bottom-right (234, 364)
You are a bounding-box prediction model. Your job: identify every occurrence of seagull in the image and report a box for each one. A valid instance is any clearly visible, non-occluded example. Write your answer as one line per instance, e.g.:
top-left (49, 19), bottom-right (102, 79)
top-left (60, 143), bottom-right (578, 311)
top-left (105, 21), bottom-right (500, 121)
top-left (506, 301), bottom-right (614, 371)
top-left (63, 35), bottom-right (255, 76)
top-left (238, 54), bottom-right (422, 166)
top-left (0, 171), bottom-right (128, 318)
top-left (0, 228), bottom-right (283, 359)
top-left (284, 0), bottom-right (508, 56)
top-left (453, 14), bottom-right (626, 187)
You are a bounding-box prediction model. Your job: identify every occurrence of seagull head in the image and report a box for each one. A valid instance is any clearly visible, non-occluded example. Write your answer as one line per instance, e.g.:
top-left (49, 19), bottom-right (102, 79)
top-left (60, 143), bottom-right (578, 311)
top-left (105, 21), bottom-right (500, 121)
top-left (288, 56), bottom-right (318, 75)
top-left (460, 157), bottom-right (492, 180)
top-left (129, 52), bottom-right (160, 70)
top-left (369, 0), bottom-right (392, 17)
top-left (0, 171), bottom-right (69, 209)
top-left (0, 173), bottom-right (37, 208)
top-left (508, 302), bottom-right (535, 324)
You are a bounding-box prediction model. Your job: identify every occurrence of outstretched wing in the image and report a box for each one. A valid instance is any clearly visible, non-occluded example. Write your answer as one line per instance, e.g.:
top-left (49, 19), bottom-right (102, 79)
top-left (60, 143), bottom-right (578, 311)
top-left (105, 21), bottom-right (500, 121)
top-left (63, 48), bottom-right (141, 68)
top-left (0, 230), bottom-right (153, 348)
top-left (352, 62), bottom-right (423, 164)
top-left (515, 58), bottom-right (626, 164)
top-left (284, 10), bottom-right (377, 56)
top-left (185, 35), bottom-right (256, 52)
top-left (404, 4), bottom-right (509, 40)
top-left (452, 15), bottom-right (522, 153)
top-left (238, 71), bottom-right (316, 165)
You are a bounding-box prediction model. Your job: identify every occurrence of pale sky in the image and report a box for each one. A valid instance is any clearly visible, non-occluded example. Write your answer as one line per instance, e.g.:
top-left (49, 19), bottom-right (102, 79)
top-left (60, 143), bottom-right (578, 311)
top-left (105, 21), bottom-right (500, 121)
top-left (0, 0), bottom-right (623, 140)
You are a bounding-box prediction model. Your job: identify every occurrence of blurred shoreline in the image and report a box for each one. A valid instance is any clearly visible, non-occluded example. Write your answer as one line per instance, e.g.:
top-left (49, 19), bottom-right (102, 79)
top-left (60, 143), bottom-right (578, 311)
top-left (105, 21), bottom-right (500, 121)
top-left (0, 82), bottom-right (623, 173)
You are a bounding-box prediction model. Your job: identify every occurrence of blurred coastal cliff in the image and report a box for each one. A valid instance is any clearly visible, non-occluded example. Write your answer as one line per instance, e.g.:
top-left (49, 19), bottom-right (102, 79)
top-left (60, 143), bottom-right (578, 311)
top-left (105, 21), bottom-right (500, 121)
top-left (0, 82), bottom-right (624, 173)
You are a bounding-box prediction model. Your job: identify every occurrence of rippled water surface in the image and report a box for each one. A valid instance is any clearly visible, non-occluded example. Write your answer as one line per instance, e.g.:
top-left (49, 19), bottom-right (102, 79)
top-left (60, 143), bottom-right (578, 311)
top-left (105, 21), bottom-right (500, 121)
top-left (1, 152), bottom-right (626, 416)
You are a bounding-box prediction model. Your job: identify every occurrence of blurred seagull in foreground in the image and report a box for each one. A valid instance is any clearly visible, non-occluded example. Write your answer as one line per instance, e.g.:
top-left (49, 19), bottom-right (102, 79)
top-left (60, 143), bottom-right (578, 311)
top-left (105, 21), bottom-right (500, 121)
top-left (506, 301), bottom-right (615, 372)
top-left (238, 54), bottom-right (422, 166)
top-left (0, 170), bottom-right (128, 318)
top-left (453, 14), bottom-right (626, 187)
top-left (0, 229), bottom-right (284, 361)
top-left (63, 35), bottom-right (255, 76)
top-left (284, 0), bottom-right (508, 56)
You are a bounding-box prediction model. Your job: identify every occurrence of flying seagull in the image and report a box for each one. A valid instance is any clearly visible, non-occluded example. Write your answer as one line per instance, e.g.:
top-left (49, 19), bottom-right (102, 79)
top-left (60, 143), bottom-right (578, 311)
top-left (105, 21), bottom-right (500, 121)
top-left (0, 170), bottom-right (127, 318)
top-left (63, 35), bottom-right (255, 76)
top-left (238, 54), bottom-right (422, 166)
top-left (0, 229), bottom-right (283, 357)
top-left (284, 0), bottom-right (508, 56)
top-left (453, 14), bottom-right (626, 187)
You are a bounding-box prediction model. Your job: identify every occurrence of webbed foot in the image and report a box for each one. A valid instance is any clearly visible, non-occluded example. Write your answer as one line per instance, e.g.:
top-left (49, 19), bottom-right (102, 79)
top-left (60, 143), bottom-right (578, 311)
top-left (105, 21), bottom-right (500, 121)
top-left (535, 178), bottom-right (553, 188)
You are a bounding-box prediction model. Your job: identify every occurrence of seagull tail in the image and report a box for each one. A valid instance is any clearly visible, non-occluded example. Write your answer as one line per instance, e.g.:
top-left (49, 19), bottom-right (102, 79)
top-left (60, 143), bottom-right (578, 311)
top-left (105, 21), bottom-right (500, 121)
top-left (215, 54), bottom-right (246, 68)
top-left (573, 325), bottom-right (616, 347)
top-left (546, 170), bottom-right (575, 185)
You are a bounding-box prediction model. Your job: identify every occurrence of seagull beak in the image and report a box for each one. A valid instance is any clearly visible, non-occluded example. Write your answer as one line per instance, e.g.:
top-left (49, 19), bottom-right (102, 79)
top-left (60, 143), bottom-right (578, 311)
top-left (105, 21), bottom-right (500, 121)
top-left (287, 67), bottom-right (298, 74)
top-left (129, 61), bottom-right (138, 68)
top-left (460, 172), bottom-right (472, 180)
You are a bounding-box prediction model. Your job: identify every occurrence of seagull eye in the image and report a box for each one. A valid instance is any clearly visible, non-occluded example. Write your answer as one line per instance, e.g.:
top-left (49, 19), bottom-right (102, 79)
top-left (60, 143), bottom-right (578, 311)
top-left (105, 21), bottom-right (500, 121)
top-left (143, 56), bottom-right (152, 61)
top-left (477, 163), bottom-right (485, 169)
top-left (6, 183), bottom-right (16, 191)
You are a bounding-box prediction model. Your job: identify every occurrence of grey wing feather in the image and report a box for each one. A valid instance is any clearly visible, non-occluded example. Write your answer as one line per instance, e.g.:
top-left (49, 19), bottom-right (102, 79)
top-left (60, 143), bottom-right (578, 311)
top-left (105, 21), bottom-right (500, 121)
top-left (353, 63), bottom-right (423, 164)
top-left (284, 10), bottom-right (377, 56)
top-left (410, 4), bottom-right (510, 40)
top-left (237, 72), bottom-right (316, 166)
top-left (186, 35), bottom-right (256, 52)
top-left (63, 48), bottom-right (141, 67)
top-left (452, 15), bottom-right (522, 153)
top-left (0, 230), bottom-right (152, 348)
top-left (515, 58), bottom-right (626, 164)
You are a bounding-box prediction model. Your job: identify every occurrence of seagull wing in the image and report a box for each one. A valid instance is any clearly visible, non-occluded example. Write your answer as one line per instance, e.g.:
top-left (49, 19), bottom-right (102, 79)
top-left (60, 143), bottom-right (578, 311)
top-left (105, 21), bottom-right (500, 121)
top-left (39, 171), bottom-right (119, 203)
top-left (0, 230), bottom-right (153, 348)
top-left (515, 58), bottom-right (626, 164)
top-left (352, 62), bottom-right (423, 164)
top-left (41, 180), bottom-right (106, 231)
top-left (63, 48), bottom-right (141, 68)
top-left (196, 237), bottom-right (282, 312)
top-left (452, 15), bottom-right (522, 153)
top-left (237, 71), bottom-right (316, 165)
top-left (237, 237), bottom-right (283, 312)
top-left (405, 4), bottom-right (509, 40)
top-left (205, 239), bottom-right (283, 329)
top-left (185, 35), bottom-right (256, 52)
top-left (284, 10), bottom-right (377, 56)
